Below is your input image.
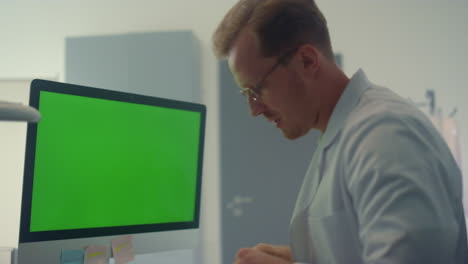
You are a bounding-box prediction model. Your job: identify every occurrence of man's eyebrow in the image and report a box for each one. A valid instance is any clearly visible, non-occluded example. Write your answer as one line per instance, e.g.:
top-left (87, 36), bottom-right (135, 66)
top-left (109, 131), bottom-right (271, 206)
top-left (232, 74), bottom-right (249, 89)
top-left (240, 82), bottom-right (249, 89)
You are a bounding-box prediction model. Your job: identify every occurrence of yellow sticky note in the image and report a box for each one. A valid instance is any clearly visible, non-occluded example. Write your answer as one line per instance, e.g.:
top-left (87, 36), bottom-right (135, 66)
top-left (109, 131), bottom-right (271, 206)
top-left (111, 235), bottom-right (135, 264)
top-left (84, 245), bottom-right (107, 264)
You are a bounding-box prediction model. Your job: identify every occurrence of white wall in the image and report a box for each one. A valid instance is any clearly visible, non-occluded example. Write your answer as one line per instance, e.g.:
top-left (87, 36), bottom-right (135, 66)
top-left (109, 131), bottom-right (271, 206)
top-left (0, 80), bottom-right (31, 247)
top-left (1, 1), bottom-right (467, 264)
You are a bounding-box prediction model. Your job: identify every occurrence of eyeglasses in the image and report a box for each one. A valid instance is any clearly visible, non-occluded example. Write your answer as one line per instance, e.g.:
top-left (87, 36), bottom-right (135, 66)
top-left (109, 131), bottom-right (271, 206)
top-left (240, 47), bottom-right (298, 102)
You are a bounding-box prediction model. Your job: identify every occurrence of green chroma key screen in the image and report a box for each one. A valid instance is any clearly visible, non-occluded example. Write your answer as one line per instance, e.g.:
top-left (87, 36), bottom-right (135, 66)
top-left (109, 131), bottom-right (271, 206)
top-left (29, 91), bottom-right (201, 232)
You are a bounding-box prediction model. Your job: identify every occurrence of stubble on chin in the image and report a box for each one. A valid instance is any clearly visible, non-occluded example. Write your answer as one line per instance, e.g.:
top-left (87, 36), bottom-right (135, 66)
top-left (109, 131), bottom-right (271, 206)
top-left (281, 126), bottom-right (306, 140)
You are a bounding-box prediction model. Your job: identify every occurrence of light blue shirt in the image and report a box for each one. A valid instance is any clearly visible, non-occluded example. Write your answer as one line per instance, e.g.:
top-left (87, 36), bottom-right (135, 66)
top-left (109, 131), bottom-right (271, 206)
top-left (290, 69), bottom-right (468, 264)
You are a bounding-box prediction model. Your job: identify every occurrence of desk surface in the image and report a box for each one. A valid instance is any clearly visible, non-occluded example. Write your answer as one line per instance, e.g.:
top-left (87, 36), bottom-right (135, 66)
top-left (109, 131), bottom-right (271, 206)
top-left (109, 249), bottom-right (194, 264)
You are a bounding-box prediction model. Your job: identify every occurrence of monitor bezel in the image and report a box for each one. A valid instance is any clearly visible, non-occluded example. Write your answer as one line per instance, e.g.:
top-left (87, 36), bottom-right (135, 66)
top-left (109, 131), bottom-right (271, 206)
top-left (19, 79), bottom-right (206, 243)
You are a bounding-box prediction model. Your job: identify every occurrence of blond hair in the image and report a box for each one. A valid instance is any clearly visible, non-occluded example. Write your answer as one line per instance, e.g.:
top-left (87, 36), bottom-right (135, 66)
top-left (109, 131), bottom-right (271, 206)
top-left (212, 0), bottom-right (333, 60)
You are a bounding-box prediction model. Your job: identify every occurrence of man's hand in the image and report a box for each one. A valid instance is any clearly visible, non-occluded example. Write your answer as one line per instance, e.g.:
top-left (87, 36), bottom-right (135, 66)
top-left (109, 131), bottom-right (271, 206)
top-left (253, 243), bottom-right (293, 261)
top-left (234, 244), bottom-right (293, 264)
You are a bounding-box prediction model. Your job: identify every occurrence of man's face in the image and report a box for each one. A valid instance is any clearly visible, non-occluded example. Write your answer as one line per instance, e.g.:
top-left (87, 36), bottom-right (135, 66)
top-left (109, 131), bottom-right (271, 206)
top-left (227, 31), bottom-right (321, 139)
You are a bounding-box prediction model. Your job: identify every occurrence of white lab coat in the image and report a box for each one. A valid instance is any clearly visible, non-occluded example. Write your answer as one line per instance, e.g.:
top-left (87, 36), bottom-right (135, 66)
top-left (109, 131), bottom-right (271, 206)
top-left (290, 69), bottom-right (468, 264)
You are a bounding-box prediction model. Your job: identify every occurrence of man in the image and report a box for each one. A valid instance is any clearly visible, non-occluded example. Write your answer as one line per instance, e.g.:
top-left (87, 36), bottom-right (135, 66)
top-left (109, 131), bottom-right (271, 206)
top-left (212, 0), bottom-right (468, 263)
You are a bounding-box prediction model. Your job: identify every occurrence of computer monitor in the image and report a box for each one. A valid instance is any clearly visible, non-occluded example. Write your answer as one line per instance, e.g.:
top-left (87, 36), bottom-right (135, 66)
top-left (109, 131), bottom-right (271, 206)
top-left (17, 80), bottom-right (206, 264)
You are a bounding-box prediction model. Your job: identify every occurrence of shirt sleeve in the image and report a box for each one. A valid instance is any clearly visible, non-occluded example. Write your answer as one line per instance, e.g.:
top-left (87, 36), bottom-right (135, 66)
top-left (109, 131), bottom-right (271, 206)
top-left (343, 114), bottom-right (464, 264)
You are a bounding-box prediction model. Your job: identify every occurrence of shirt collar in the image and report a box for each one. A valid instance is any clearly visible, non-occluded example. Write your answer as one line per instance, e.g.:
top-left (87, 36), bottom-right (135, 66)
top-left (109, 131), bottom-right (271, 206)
top-left (318, 68), bottom-right (371, 149)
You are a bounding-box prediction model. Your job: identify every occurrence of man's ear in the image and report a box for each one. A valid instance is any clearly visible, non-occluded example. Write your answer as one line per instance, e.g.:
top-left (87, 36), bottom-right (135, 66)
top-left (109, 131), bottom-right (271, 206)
top-left (296, 44), bottom-right (320, 76)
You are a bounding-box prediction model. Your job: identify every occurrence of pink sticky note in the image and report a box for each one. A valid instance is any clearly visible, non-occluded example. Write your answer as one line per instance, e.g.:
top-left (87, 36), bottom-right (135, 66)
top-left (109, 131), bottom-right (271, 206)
top-left (111, 235), bottom-right (135, 264)
top-left (84, 245), bottom-right (107, 264)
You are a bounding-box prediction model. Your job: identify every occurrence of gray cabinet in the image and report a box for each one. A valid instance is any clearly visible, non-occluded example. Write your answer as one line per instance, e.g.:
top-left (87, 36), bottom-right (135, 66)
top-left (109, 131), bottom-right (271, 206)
top-left (219, 61), bottom-right (320, 263)
top-left (65, 31), bottom-right (200, 102)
